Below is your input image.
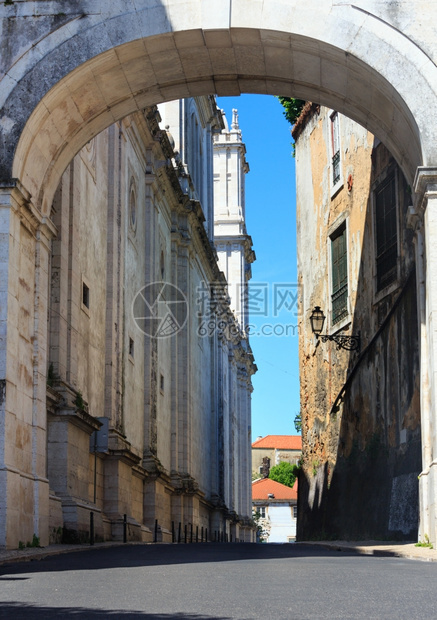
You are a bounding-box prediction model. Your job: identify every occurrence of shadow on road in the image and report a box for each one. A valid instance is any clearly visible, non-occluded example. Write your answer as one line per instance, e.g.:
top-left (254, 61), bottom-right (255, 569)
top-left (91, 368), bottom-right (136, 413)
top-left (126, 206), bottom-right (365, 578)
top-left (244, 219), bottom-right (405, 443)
top-left (0, 542), bottom-right (362, 577)
top-left (0, 603), bottom-right (231, 619)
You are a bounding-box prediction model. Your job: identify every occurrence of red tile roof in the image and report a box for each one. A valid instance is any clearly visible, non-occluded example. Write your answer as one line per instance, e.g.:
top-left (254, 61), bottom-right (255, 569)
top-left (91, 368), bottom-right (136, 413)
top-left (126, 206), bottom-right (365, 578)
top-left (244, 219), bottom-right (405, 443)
top-left (252, 435), bottom-right (302, 450)
top-left (252, 477), bottom-right (298, 501)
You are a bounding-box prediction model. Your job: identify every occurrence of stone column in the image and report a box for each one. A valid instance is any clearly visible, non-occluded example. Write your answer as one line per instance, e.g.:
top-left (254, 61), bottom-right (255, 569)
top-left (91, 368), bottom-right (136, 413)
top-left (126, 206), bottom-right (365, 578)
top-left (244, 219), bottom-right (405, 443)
top-left (0, 181), bottom-right (55, 548)
top-left (414, 167), bottom-right (437, 545)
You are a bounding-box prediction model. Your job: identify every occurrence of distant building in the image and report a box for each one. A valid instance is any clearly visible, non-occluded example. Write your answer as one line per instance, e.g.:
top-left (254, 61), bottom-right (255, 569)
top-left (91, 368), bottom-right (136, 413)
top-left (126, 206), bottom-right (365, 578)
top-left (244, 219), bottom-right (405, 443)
top-left (252, 435), bottom-right (302, 479)
top-left (252, 478), bottom-right (298, 542)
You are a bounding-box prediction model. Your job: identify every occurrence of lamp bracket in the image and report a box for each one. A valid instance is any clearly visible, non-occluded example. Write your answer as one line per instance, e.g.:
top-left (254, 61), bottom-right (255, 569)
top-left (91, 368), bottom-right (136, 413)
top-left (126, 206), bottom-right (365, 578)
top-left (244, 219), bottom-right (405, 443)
top-left (319, 333), bottom-right (360, 352)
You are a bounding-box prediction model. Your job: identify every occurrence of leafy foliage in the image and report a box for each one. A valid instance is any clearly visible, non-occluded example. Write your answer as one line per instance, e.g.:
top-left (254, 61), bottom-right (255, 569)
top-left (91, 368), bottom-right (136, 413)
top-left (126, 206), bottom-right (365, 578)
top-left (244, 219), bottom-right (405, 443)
top-left (294, 411), bottom-right (302, 433)
top-left (269, 461), bottom-right (299, 488)
top-left (277, 97), bottom-right (306, 126)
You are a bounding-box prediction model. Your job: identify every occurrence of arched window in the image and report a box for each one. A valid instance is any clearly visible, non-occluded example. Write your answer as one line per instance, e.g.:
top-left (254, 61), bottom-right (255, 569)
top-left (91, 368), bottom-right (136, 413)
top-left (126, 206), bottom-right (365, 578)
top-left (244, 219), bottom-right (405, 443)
top-left (129, 180), bottom-right (137, 232)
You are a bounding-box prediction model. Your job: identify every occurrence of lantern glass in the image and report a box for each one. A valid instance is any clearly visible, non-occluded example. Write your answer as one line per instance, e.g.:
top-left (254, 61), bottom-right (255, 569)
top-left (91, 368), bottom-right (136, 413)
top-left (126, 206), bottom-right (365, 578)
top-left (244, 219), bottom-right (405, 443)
top-left (310, 306), bottom-right (325, 335)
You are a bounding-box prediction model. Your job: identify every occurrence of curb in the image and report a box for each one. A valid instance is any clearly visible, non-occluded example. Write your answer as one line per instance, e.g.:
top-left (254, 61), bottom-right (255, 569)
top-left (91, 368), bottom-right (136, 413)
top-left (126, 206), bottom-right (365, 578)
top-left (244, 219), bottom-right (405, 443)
top-left (297, 541), bottom-right (437, 563)
top-left (0, 541), bottom-right (144, 567)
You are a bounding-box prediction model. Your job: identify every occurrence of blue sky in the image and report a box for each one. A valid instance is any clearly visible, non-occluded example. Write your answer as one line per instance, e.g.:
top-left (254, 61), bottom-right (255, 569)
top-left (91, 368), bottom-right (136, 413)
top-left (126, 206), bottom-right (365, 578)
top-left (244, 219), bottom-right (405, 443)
top-left (217, 94), bottom-right (300, 441)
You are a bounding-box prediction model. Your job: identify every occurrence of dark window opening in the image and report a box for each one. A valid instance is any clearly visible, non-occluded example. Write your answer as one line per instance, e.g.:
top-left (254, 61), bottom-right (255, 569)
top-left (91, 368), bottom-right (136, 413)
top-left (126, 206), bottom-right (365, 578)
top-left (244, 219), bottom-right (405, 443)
top-left (375, 172), bottom-right (398, 291)
top-left (129, 337), bottom-right (134, 358)
top-left (82, 282), bottom-right (90, 309)
top-left (331, 224), bottom-right (348, 325)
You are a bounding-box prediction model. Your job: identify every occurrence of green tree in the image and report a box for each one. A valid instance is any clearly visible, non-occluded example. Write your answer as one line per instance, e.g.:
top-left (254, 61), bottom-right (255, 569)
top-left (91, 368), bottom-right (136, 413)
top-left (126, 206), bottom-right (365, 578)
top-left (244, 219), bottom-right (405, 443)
top-left (294, 411), bottom-right (302, 434)
top-left (277, 97), bottom-right (306, 126)
top-left (269, 461), bottom-right (299, 488)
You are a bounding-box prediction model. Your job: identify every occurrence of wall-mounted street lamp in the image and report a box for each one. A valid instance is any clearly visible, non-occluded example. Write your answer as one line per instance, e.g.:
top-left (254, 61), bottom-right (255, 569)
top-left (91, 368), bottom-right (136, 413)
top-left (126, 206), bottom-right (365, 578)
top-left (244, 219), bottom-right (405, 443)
top-left (310, 306), bottom-right (360, 352)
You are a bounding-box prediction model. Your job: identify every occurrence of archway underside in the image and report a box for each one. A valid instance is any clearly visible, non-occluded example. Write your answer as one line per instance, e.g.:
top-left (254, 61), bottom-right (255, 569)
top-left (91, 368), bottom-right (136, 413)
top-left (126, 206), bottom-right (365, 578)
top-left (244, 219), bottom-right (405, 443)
top-left (11, 30), bottom-right (422, 215)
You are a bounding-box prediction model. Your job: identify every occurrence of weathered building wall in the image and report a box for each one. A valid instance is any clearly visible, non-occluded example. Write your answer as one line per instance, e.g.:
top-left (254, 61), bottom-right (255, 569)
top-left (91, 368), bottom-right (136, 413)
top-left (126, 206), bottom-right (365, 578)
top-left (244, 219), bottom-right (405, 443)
top-left (295, 105), bottom-right (421, 541)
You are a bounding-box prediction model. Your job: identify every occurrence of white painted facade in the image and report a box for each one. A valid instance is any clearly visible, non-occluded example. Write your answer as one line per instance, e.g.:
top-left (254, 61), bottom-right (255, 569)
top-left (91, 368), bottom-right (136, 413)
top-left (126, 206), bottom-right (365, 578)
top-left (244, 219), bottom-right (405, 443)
top-left (267, 504), bottom-right (297, 543)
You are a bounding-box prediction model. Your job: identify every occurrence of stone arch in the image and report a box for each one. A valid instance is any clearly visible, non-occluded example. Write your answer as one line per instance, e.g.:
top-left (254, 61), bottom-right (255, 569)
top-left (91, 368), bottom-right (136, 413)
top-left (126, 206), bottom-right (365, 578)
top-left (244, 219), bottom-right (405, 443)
top-left (2, 0), bottom-right (437, 548)
top-left (0, 2), bottom-right (436, 215)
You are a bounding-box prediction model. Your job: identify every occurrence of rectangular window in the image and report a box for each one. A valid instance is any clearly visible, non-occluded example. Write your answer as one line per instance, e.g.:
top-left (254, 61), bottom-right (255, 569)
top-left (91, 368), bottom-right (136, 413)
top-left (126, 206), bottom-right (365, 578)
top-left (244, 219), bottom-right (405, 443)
top-left (330, 112), bottom-right (341, 186)
top-left (331, 224), bottom-right (348, 325)
top-left (129, 337), bottom-right (134, 359)
top-left (375, 172), bottom-right (398, 291)
top-left (259, 506), bottom-right (266, 518)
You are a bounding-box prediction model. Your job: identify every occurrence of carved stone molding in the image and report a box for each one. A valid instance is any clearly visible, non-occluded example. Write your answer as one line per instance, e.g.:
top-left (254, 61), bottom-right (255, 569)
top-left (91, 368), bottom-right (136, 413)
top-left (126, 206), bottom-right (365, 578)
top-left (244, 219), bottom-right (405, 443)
top-left (0, 179), bottom-right (57, 240)
top-left (414, 166), bottom-right (437, 212)
top-left (170, 472), bottom-right (202, 497)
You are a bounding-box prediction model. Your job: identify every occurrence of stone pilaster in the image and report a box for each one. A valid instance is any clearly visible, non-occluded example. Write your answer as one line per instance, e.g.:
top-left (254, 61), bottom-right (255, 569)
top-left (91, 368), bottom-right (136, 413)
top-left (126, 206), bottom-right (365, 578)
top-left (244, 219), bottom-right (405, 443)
top-left (413, 167), bottom-right (437, 545)
top-left (0, 181), bottom-right (55, 548)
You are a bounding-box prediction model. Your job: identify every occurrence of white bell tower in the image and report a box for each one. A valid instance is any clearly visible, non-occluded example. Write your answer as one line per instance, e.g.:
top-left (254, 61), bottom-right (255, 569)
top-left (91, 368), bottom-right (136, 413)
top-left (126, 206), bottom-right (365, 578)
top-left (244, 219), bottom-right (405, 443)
top-left (213, 109), bottom-right (255, 330)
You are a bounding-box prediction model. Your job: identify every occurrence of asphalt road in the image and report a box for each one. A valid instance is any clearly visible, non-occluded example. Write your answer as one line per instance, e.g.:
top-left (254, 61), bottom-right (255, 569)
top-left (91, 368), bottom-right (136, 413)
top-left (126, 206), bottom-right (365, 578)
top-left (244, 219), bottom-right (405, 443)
top-left (0, 543), bottom-right (436, 619)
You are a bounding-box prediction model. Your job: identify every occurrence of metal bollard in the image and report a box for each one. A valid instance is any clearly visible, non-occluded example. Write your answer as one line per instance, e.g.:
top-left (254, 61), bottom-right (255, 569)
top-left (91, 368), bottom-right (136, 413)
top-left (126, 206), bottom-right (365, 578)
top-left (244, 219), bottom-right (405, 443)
top-left (190, 523), bottom-right (193, 544)
top-left (201, 526), bottom-right (204, 543)
top-left (123, 514), bottom-right (127, 543)
top-left (90, 512), bottom-right (94, 546)
top-left (172, 521), bottom-right (175, 543)
top-left (196, 525), bottom-right (198, 543)
top-left (178, 522), bottom-right (181, 543)
top-left (184, 524), bottom-right (187, 544)
top-left (205, 528), bottom-right (208, 543)
top-left (154, 519), bottom-right (158, 543)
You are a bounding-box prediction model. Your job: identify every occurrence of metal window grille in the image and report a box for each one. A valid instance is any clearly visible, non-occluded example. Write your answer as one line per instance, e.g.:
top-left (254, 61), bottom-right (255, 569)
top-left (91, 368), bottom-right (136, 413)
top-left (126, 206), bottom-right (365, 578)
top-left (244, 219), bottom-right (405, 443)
top-left (375, 172), bottom-right (397, 291)
top-left (331, 225), bottom-right (348, 324)
top-left (332, 150), bottom-right (341, 185)
top-left (331, 112), bottom-right (341, 186)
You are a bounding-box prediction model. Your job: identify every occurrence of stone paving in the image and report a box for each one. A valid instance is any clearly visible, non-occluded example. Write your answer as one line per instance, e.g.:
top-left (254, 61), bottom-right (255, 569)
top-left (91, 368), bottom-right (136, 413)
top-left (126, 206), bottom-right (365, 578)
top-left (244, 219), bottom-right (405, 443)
top-left (0, 539), bottom-right (436, 567)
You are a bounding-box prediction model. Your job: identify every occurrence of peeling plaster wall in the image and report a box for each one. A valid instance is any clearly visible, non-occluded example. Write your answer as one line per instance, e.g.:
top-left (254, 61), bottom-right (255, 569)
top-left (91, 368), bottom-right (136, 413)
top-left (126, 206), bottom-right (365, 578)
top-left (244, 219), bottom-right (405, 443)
top-left (296, 107), bottom-right (421, 541)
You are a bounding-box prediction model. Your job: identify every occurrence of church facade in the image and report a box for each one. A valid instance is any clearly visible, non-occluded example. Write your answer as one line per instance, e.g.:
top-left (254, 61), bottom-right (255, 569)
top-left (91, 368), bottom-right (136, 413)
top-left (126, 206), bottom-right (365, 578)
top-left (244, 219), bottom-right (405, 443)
top-left (6, 97), bottom-right (256, 549)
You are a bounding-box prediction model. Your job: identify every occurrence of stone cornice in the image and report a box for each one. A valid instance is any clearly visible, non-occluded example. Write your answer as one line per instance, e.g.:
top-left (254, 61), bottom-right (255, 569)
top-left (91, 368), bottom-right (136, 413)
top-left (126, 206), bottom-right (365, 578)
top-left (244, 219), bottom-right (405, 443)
top-left (107, 430), bottom-right (142, 467)
top-left (170, 471), bottom-right (204, 498)
top-left (414, 166), bottom-right (437, 210)
top-left (50, 405), bottom-right (102, 435)
top-left (193, 95), bottom-right (224, 130)
top-left (0, 179), bottom-right (57, 239)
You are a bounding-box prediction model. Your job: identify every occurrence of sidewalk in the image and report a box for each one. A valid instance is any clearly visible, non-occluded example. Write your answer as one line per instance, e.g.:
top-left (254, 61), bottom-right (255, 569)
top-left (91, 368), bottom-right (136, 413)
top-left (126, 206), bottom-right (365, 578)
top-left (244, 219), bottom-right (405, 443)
top-left (0, 541), bottom-right (143, 566)
top-left (298, 540), bottom-right (437, 562)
